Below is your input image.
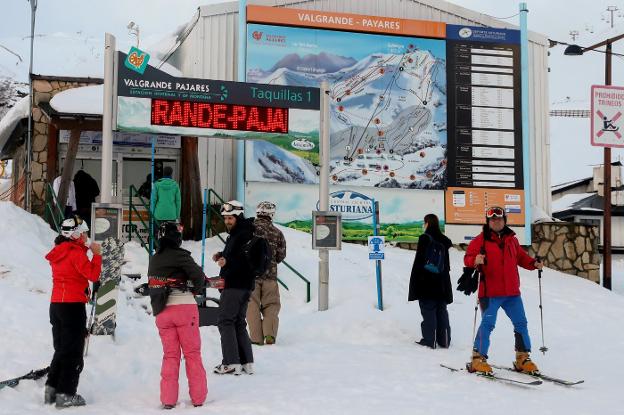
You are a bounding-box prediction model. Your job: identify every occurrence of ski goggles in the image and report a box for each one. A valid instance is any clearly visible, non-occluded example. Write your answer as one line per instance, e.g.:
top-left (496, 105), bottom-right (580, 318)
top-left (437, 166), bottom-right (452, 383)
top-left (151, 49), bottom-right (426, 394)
top-left (485, 206), bottom-right (506, 218)
top-left (221, 203), bottom-right (243, 215)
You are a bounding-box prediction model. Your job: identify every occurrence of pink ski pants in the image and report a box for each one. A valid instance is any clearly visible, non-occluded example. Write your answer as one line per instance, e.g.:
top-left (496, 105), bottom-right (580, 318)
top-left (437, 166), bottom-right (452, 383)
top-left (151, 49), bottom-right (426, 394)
top-left (155, 304), bottom-right (207, 406)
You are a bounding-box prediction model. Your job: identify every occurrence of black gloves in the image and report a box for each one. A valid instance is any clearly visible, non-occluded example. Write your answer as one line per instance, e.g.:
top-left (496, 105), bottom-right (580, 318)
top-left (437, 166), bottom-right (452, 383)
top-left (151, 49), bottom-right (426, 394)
top-left (92, 281), bottom-right (101, 294)
top-left (456, 267), bottom-right (479, 296)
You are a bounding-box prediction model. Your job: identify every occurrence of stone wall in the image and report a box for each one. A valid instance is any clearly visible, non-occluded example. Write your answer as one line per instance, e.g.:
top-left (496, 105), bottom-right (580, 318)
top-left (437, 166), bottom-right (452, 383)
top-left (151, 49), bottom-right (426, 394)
top-left (529, 222), bottom-right (600, 283)
top-left (27, 77), bottom-right (102, 216)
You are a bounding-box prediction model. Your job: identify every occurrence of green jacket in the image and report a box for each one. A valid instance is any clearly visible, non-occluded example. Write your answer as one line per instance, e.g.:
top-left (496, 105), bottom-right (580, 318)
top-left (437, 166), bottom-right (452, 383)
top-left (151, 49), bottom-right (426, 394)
top-left (153, 178), bottom-right (181, 221)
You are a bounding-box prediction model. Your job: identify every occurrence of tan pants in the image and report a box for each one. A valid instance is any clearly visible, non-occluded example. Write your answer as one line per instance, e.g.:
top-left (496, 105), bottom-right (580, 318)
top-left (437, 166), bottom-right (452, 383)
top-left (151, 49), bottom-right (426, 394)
top-left (246, 279), bottom-right (281, 344)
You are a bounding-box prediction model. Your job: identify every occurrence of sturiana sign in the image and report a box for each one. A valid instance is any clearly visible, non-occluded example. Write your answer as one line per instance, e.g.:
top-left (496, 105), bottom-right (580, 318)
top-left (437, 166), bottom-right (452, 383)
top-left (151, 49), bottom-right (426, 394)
top-left (317, 191), bottom-right (374, 220)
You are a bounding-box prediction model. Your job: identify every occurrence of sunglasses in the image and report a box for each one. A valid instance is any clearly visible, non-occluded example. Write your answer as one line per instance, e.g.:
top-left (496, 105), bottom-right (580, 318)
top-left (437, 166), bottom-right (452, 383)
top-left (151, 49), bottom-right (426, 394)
top-left (486, 206), bottom-right (506, 218)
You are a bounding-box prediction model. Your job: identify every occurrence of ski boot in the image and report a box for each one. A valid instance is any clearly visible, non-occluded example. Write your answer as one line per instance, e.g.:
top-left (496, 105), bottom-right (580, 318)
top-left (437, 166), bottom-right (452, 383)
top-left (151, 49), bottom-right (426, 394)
top-left (213, 363), bottom-right (242, 375)
top-left (55, 393), bottom-right (86, 409)
top-left (468, 351), bottom-right (493, 375)
top-left (242, 363), bottom-right (254, 375)
top-left (264, 335), bottom-right (276, 345)
top-left (163, 404), bottom-right (175, 410)
top-left (44, 385), bottom-right (56, 405)
top-left (513, 352), bottom-right (540, 375)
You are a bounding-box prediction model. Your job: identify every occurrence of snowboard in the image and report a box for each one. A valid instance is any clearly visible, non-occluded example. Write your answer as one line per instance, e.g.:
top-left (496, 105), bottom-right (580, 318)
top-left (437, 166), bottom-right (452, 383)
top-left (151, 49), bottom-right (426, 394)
top-left (91, 238), bottom-right (125, 337)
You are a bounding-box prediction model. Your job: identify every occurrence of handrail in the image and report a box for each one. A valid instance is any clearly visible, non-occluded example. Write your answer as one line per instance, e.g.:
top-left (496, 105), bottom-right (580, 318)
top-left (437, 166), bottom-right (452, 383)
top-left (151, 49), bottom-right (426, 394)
top-left (205, 188), bottom-right (310, 303)
top-left (44, 182), bottom-right (65, 232)
top-left (128, 184), bottom-right (152, 254)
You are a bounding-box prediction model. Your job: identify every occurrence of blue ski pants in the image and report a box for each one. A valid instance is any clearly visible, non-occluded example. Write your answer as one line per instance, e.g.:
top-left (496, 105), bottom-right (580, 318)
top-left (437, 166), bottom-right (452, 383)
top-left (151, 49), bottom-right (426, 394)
top-left (473, 295), bottom-right (531, 357)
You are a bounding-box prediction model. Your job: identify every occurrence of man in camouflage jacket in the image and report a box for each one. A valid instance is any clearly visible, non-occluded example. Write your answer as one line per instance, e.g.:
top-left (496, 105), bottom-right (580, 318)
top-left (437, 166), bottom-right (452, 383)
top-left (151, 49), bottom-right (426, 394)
top-left (247, 201), bottom-right (286, 345)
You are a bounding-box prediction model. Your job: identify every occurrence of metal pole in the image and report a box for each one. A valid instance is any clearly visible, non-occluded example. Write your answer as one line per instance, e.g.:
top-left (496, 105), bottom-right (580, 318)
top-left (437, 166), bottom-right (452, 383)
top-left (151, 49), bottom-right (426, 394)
top-left (603, 41), bottom-right (612, 290)
top-left (25, 0), bottom-right (37, 211)
top-left (519, 3), bottom-right (532, 245)
top-left (201, 188), bottom-right (208, 271)
top-left (149, 137), bottom-right (155, 255)
top-left (235, 0), bottom-right (247, 203)
top-left (373, 200), bottom-right (383, 311)
top-left (318, 80), bottom-right (330, 311)
top-left (101, 33), bottom-right (115, 203)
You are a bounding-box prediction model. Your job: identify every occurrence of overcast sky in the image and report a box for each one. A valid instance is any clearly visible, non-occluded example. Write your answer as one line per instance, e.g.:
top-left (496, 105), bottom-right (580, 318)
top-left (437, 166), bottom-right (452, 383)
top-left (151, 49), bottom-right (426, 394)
top-left (1, 0), bottom-right (624, 184)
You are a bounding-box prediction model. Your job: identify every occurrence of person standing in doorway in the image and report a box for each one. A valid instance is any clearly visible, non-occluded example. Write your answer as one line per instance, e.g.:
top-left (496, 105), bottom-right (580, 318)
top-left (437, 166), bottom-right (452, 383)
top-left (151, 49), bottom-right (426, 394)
top-left (465, 206), bottom-right (543, 375)
top-left (53, 173), bottom-right (77, 219)
top-left (212, 201), bottom-right (255, 375)
top-left (73, 169), bottom-right (100, 227)
top-left (408, 213), bottom-right (453, 348)
top-left (153, 166), bottom-right (181, 227)
top-left (247, 201), bottom-right (286, 345)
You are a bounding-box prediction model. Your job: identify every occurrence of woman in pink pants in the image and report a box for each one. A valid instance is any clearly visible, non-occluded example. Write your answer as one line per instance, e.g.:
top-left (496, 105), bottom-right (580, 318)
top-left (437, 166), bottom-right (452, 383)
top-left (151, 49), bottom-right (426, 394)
top-left (148, 222), bottom-right (208, 409)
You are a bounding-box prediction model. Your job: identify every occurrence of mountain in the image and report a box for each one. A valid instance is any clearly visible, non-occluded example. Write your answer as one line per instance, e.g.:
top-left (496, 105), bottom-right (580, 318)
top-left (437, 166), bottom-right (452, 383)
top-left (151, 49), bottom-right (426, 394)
top-left (269, 52), bottom-right (357, 74)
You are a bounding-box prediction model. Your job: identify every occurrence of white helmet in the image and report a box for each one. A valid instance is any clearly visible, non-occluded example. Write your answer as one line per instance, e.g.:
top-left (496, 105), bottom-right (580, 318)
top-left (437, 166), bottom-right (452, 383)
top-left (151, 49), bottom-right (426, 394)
top-left (220, 200), bottom-right (244, 217)
top-left (256, 201), bottom-right (276, 219)
top-left (60, 216), bottom-right (89, 239)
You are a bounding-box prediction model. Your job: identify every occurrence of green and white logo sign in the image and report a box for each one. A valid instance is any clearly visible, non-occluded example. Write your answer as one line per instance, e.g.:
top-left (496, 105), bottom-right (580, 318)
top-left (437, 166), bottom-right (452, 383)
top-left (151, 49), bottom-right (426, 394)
top-left (124, 47), bottom-right (150, 74)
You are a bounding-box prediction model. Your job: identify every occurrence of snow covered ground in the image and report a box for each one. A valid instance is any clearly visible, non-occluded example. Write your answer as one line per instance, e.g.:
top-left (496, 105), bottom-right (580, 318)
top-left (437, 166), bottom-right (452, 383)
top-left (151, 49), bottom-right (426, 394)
top-left (1, 201), bottom-right (623, 414)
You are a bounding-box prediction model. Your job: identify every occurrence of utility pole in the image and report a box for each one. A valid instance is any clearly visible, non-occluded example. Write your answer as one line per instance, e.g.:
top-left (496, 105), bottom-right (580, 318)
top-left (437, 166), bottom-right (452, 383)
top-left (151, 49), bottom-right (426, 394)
top-left (25, 0), bottom-right (37, 212)
top-left (604, 40), bottom-right (612, 290)
top-left (605, 6), bottom-right (619, 29)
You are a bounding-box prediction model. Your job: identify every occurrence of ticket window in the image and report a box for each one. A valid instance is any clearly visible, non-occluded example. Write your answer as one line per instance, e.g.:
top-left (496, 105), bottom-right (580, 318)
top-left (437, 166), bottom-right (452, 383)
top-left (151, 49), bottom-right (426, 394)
top-left (121, 158), bottom-right (177, 201)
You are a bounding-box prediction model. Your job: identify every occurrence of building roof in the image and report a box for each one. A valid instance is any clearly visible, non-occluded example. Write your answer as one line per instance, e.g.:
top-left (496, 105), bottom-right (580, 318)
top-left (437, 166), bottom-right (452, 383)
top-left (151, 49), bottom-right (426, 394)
top-left (0, 96), bottom-right (29, 157)
top-left (552, 192), bottom-right (624, 218)
top-left (551, 177), bottom-right (592, 194)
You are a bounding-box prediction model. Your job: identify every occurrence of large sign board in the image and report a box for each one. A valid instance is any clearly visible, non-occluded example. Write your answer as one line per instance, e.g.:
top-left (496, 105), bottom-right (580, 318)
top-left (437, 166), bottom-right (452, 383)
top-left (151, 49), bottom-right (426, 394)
top-left (246, 7), bottom-right (447, 189)
top-left (591, 85), bottom-right (624, 148)
top-left (114, 51), bottom-right (319, 143)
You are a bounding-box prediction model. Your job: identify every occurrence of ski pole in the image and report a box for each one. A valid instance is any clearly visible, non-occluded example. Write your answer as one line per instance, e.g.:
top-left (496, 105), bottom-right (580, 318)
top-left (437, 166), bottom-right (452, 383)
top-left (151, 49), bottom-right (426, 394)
top-left (84, 285), bottom-right (98, 357)
top-left (469, 267), bottom-right (483, 362)
top-left (537, 258), bottom-right (548, 354)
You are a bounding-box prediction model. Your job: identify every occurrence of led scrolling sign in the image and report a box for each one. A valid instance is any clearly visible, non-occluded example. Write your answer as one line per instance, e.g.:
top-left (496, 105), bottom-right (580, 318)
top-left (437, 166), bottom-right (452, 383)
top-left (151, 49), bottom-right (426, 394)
top-left (150, 99), bottom-right (289, 133)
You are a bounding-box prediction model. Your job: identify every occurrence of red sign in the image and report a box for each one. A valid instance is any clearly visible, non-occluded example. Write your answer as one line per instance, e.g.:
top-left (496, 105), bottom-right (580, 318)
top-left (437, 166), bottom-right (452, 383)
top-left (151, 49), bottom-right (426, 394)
top-left (151, 99), bottom-right (289, 133)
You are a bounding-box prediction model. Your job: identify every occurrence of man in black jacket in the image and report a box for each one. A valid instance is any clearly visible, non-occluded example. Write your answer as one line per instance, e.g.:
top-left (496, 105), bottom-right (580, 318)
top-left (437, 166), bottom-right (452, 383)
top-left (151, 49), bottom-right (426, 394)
top-left (212, 200), bottom-right (255, 375)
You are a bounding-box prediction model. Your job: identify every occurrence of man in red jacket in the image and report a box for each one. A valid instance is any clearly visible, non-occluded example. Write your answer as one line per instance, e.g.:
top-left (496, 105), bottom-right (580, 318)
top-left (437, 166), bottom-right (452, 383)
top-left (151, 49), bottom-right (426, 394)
top-left (44, 216), bottom-right (101, 408)
top-left (464, 206), bottom-right (543, 375)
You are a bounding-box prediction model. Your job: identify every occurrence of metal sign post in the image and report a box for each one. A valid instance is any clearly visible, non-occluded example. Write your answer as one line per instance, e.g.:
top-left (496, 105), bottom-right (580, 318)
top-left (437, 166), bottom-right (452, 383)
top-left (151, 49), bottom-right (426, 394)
top-left (318, 80), bottom-right (331, 311)
top-left (101, 33), bottom-right (116, 203)
top-left (369, 200), bottom-right (384, 310)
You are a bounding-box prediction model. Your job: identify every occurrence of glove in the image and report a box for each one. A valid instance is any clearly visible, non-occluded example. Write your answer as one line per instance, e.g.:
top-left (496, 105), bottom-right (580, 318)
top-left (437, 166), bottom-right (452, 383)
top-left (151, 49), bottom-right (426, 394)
top-left (92, 281), bottom-right (101, 294)
top-left (456, 267), bottom-right (479, 296)
top-left (134, 283), bottom-right (149, 296)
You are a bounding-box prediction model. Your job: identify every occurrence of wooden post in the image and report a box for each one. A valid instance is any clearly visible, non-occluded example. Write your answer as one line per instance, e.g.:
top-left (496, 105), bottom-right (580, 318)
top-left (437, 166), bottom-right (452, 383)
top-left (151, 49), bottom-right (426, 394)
top-left (46, 123), bottom-right (58, 185)
top-left (57, 128), bottom-right (81, 214)
top-left (180, 137), bottom-right (203, 240)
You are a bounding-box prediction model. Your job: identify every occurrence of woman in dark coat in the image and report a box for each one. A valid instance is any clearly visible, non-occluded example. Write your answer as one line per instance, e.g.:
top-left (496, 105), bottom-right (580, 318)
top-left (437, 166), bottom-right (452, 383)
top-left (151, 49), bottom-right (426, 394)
top-left (408, 213), bottom-right (453, 348)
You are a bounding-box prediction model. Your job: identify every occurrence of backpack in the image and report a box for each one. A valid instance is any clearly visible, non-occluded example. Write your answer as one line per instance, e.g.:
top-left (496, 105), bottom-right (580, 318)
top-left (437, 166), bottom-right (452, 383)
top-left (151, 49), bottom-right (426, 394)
top-left (422, 234), bottom-right (447, 274)
top-left (242, 235), bottom-right (272, 278)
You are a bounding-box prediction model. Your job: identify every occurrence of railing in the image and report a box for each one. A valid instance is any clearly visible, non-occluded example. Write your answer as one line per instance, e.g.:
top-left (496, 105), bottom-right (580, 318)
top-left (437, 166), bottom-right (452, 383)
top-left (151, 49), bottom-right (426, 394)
top-left (205, 188), bottom-right (311, 303)
top-left (44, 182), bottom-right (65, 233)
top-left (128, 184), bottom-right (152, 254)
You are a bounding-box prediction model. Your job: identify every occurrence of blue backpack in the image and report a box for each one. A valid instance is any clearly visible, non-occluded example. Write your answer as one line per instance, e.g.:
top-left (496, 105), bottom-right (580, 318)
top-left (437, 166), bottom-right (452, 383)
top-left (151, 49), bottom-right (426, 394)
top-left (422, 234), bottom-right (447, 274)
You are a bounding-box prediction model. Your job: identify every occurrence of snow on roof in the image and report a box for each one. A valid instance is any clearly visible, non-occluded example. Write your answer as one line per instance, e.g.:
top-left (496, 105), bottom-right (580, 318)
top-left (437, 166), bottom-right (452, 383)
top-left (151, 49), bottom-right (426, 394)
top-left (551, 177), bottom-right (591, 192)
top-left (49, 84), bottom-right (102, 116)
top-left (0, 96), bottom-right (29, 153)
top-left (48, 56), bottom-right (183, 117)
top-left (552, 192), bottom-right (595, 213)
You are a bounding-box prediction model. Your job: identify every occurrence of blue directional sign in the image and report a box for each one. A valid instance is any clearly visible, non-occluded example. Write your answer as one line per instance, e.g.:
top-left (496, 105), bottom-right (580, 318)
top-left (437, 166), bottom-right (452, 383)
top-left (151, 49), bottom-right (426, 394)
top-left (368, 236), bottom-right (385, 260)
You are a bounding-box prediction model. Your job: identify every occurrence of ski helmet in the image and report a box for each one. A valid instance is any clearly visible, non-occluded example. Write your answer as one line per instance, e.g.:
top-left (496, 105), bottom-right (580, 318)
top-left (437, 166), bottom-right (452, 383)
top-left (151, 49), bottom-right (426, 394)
top-left (485, 206), bottom-right (507, 223)
top-left (158, 221), bottom-right (183, 247)
top-left (60, 215), bottom-right (89, 239)
top-left (220, 200), bottom-right (244, 217)
top-left (256, 201), bottom-right (276, 219)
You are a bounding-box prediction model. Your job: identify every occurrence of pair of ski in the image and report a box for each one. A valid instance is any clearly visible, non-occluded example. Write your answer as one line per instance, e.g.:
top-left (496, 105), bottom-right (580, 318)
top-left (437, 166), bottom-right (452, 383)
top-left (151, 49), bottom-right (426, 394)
top-left (441, 363), bottom-right (584, 386)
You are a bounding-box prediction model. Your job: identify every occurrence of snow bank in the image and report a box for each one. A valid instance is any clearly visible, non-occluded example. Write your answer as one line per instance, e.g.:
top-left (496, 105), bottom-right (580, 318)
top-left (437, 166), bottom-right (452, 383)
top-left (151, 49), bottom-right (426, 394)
top-left (0, 204), bottom-right (623, 414)
top-left (0, 96), bottom-right (29, 153)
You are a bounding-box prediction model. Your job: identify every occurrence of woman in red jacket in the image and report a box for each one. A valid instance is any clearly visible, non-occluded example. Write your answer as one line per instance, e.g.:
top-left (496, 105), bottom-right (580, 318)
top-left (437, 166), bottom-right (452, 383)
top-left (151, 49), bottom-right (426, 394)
top-left (44, 216), bottom-right (101, 408)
